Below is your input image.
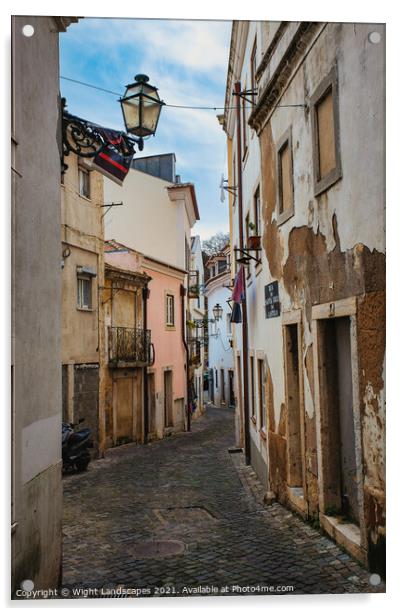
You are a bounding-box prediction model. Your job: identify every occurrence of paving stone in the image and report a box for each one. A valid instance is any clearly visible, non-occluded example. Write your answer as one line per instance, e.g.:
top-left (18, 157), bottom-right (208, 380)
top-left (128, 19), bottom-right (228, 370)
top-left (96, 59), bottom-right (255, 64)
top-left (62, 407), bottom-right (385, 597)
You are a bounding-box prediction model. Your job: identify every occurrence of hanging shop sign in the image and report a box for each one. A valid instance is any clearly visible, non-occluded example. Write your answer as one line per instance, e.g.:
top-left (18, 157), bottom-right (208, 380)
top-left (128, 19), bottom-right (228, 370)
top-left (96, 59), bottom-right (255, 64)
top-left (264, 281), bottom-right (280, 318)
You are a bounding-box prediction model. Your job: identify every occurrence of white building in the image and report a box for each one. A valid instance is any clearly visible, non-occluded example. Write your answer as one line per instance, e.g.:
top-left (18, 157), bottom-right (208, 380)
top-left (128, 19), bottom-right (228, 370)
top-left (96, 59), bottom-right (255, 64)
top-left (204, 245), bottom-right (235, 408)
top-left (188, 235), bottom-right (206, 418)
top-left (222, 20), bottom-right (385, 573)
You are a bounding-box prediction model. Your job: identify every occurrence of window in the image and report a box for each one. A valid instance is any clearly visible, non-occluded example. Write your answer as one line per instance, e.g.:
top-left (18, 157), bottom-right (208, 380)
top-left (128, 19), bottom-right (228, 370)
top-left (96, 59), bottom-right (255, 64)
top-left (210, 265), bottom-right (216, 278)
top-left (166, 294), bottom-right (175, 326)
top-left (311, 65), bottom-right (342, 196)
top-left (185, 241), bottom-right (190, 272)
top-left (250, 356), bottom-right (256, 421)
top-left (226, 313), bottom-right (232, 336)
top-left (257, 359), bottom-right (266, 431)
top-left (232, 152), bottom-right (237, 207)
top-left (77, 275), bottom-right (92, 309)
top-left (245, 212), bottom-right (250, 246)
top-left (217, 259), bottom-right (227, 274)
top-left (245, 213), bottom-right (251, 277)
top-left (78, 167), bottom-right (90, 199)
top-left (276, 127), bottom-right (294, 225)
top-left (250, 38), bottom-right (257, 106)
top-left (242, 90), bottom-right (249, 158)
top-left (253, 186), bottom-right (261, 236)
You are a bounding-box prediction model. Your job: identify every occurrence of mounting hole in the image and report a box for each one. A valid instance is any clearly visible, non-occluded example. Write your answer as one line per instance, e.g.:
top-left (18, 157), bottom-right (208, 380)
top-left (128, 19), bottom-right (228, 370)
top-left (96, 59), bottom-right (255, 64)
top-left (369, 573), bottom-right (381, 586)
top-left (20, 579), bottom-right (34, 591)
top-left (368, 31), bottom-right (381, 44)
top-left (22, 25), bottom-right (35, 37)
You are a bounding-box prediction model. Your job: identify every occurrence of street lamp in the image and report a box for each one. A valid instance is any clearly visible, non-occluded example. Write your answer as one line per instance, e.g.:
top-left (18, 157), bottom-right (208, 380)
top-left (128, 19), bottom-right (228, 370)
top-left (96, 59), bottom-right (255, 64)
top-left (212, 303), bottom-right (223, 321)
top-left (120, 74), bottom-right (164, 143)
top-left (62, 74), bottom-right (164, 167)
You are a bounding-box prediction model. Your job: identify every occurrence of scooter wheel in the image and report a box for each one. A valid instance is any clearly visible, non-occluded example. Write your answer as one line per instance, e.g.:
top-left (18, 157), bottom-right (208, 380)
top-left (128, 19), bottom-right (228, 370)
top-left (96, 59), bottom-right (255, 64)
top-left (75, 458), bottom-right (90, 472)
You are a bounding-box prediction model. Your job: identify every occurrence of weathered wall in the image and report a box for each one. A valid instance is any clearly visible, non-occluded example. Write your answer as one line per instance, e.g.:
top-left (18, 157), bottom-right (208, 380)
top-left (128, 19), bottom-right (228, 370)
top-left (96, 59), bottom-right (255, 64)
top-left (225, 19), bottom-right (385, 572)
top-left (255, 22), bottom-right (385, 570)
top-left (61, 154), bottom-right (104, 454)
top-left (11, 15), bottom-right (76, 593)
top-left (102, 267), bottom-right (145, 447)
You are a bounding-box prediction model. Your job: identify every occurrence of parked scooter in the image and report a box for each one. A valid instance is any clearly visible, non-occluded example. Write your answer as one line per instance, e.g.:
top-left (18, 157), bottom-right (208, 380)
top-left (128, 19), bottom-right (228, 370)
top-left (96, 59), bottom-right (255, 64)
top-left (62, 418), bottom-right (93, 473)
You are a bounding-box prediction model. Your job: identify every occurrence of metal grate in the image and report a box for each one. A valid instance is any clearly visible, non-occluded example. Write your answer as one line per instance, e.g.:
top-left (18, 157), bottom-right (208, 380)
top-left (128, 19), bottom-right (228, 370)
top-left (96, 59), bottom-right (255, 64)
top-left (108, 326), bottom-right (151, 366)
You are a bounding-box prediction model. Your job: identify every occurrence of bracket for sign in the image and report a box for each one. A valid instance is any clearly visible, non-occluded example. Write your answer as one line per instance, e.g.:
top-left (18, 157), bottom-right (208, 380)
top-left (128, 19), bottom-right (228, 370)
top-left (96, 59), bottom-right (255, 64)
top-left (234, 247), bottom-right (261, 266)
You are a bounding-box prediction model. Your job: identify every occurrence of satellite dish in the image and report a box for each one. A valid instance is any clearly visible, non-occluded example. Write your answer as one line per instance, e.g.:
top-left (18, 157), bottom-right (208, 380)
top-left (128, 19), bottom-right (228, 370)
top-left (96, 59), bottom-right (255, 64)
top-left (220, 173), bottom-right (226, 203)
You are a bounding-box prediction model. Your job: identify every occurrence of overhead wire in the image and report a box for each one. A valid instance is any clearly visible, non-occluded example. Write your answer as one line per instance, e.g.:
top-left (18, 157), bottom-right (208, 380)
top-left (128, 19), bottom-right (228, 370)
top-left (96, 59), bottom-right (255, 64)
top-left (60, 75), bottom-right (304, 111)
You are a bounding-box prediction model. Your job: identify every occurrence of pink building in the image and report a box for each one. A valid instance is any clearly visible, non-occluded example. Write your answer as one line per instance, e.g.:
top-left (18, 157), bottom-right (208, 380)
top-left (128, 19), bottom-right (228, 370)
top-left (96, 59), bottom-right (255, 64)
top-left (103, 240), bottom-right (187, 443)
top-left (143, 255), bottom-right (187, 438)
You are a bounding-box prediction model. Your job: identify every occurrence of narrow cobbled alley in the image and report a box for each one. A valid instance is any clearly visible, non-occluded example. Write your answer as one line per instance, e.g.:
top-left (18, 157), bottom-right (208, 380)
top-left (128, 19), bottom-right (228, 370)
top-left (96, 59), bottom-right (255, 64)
top-left (62, 408), bottom-right (383, 597)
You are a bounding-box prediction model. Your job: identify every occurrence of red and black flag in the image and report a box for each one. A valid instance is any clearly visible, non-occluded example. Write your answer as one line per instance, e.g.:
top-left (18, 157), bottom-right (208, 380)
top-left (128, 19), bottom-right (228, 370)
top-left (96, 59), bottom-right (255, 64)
top-left (92, 128), bottom-right (134, 185)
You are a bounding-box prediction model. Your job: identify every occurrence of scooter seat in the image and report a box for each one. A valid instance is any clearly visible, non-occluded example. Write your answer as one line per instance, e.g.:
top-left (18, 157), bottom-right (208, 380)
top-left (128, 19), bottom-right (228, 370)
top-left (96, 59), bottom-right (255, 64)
top-left (73, 428), bottom-right (91, 442)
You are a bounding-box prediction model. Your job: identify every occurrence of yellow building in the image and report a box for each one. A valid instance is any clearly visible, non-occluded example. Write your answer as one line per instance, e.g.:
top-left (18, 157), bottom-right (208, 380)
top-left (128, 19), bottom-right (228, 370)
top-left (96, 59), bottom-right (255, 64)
top-left (61, 153), bottom-right (105, 456)
top-left (103, 241), bottom-right (152, 448)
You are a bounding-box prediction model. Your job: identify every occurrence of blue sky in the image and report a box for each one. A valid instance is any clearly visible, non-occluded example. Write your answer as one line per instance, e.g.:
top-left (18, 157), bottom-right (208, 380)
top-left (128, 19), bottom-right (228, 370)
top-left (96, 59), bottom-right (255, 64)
top-left (60, 18), bottom-right (232, 240)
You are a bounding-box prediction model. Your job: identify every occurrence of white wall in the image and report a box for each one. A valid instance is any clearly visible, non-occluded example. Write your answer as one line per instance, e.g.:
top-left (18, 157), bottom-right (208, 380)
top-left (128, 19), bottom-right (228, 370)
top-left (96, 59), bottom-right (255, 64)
top-left (104, 169), bottom-right (184, 269)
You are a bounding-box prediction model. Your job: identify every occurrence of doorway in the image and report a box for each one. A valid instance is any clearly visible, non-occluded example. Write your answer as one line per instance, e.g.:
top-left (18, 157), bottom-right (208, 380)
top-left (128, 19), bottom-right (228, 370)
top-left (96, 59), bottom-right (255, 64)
top-left (317, 316), bottom-right (359, 524)
top-left (229, 370), bottom-right (235, 407)
top-left (221, 369), bottom-right (225, 404)
top-left (148, 372), bottom-right (156, 436)
top-left (164, 369), bottom-right (173, 427)
top-left (283, 323), bottom-right (304, 492)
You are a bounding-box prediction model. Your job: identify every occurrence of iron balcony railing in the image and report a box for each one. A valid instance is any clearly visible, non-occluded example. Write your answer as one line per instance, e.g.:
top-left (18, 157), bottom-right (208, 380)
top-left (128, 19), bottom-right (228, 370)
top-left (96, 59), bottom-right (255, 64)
top-left (188, 336), bottom-right (202, 367)
top-left (108, 326), bottom-right (153, 367)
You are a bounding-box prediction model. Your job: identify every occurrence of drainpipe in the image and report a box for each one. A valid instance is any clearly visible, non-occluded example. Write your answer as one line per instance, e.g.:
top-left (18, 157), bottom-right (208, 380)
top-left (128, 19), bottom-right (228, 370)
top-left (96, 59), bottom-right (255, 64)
top-left (235, 80), bottom-right (251, 465)
top-left (142, 284), bottom-right (149, 444)
top-left (181, 284), bottom-right (191, 432)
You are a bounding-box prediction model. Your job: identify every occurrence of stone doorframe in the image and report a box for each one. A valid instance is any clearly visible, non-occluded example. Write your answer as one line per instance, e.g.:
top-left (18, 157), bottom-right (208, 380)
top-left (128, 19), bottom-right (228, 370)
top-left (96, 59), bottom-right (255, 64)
top-left (282, 309), bottom-right (308, 516)
top-left (311, 296), bottom-right (367, 564)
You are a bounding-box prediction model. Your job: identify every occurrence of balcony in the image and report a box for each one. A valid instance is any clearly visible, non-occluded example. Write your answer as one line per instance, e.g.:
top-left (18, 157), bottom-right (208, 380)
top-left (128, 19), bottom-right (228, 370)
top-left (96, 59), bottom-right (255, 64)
top-left (188, 270), bottom-right (200, 299)
top-left (108, 326), bottom-right (153, 367)
top-left (188, 336), bottom-right (202, 367)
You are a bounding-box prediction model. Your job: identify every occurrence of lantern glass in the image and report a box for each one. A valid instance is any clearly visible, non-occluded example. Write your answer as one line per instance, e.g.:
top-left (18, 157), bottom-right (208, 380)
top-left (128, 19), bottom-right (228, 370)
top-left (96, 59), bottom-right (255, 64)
top-left (120, 75), bottom-right (163, 138)
top-left (213, 304), bottom-right (223, 321)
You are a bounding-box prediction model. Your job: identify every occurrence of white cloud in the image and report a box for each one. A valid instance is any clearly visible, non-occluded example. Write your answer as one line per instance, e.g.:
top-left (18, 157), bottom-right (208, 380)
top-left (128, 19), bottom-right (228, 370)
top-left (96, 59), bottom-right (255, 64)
top-left (74, 18), bottom-right (231, 76)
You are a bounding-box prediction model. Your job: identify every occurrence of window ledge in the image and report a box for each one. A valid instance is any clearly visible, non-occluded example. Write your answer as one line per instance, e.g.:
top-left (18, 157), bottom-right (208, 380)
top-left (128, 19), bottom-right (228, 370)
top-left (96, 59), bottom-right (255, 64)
top-left (77, 193), bottom-right (92, 202)
top-left (76, 306), bottom-right (95, 312)
top-left (277, 208), bottom-right (294, 226)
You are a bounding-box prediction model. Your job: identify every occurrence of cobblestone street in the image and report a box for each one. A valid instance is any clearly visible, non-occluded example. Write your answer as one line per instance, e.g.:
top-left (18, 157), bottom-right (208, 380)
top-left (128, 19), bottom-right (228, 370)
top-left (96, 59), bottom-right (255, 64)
top-left (62, 407), bottom-right (384, 597)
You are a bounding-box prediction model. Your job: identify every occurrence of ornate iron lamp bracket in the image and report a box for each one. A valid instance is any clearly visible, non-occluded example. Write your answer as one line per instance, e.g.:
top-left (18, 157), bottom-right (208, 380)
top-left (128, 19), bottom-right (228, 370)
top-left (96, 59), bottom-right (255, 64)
top-left (61, 98), bottom-right (142, 172)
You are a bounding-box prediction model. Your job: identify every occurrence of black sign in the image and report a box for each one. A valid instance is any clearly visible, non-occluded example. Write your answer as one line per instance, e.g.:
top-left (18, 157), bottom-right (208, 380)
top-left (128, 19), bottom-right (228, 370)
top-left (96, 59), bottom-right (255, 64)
top-left (264, 281), bottom-right (280, 318)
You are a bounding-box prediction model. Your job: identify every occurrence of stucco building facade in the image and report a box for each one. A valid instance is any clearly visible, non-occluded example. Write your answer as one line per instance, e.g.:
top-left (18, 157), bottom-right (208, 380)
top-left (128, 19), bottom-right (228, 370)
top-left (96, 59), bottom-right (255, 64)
top-left (61, 153), bottom-right (105, 456)
top-left (104, 155), bottom-right (200, 435)
top-left (187, 235), bottom-right (206, 419)
top-left (222, 20), bottom-right (385, 574)
top-left (204, 245), bottom-right (235, 408)
top-left (11, 15), bottom-right (78, 593)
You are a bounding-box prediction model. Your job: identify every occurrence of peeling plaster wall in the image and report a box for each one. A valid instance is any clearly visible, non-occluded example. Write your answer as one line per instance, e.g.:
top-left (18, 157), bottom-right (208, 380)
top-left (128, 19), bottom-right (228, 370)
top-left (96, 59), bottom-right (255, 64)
top-left (227, 20), bottom-right (385, 572)
top-left (256, 22), bottom-right (385, 570)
